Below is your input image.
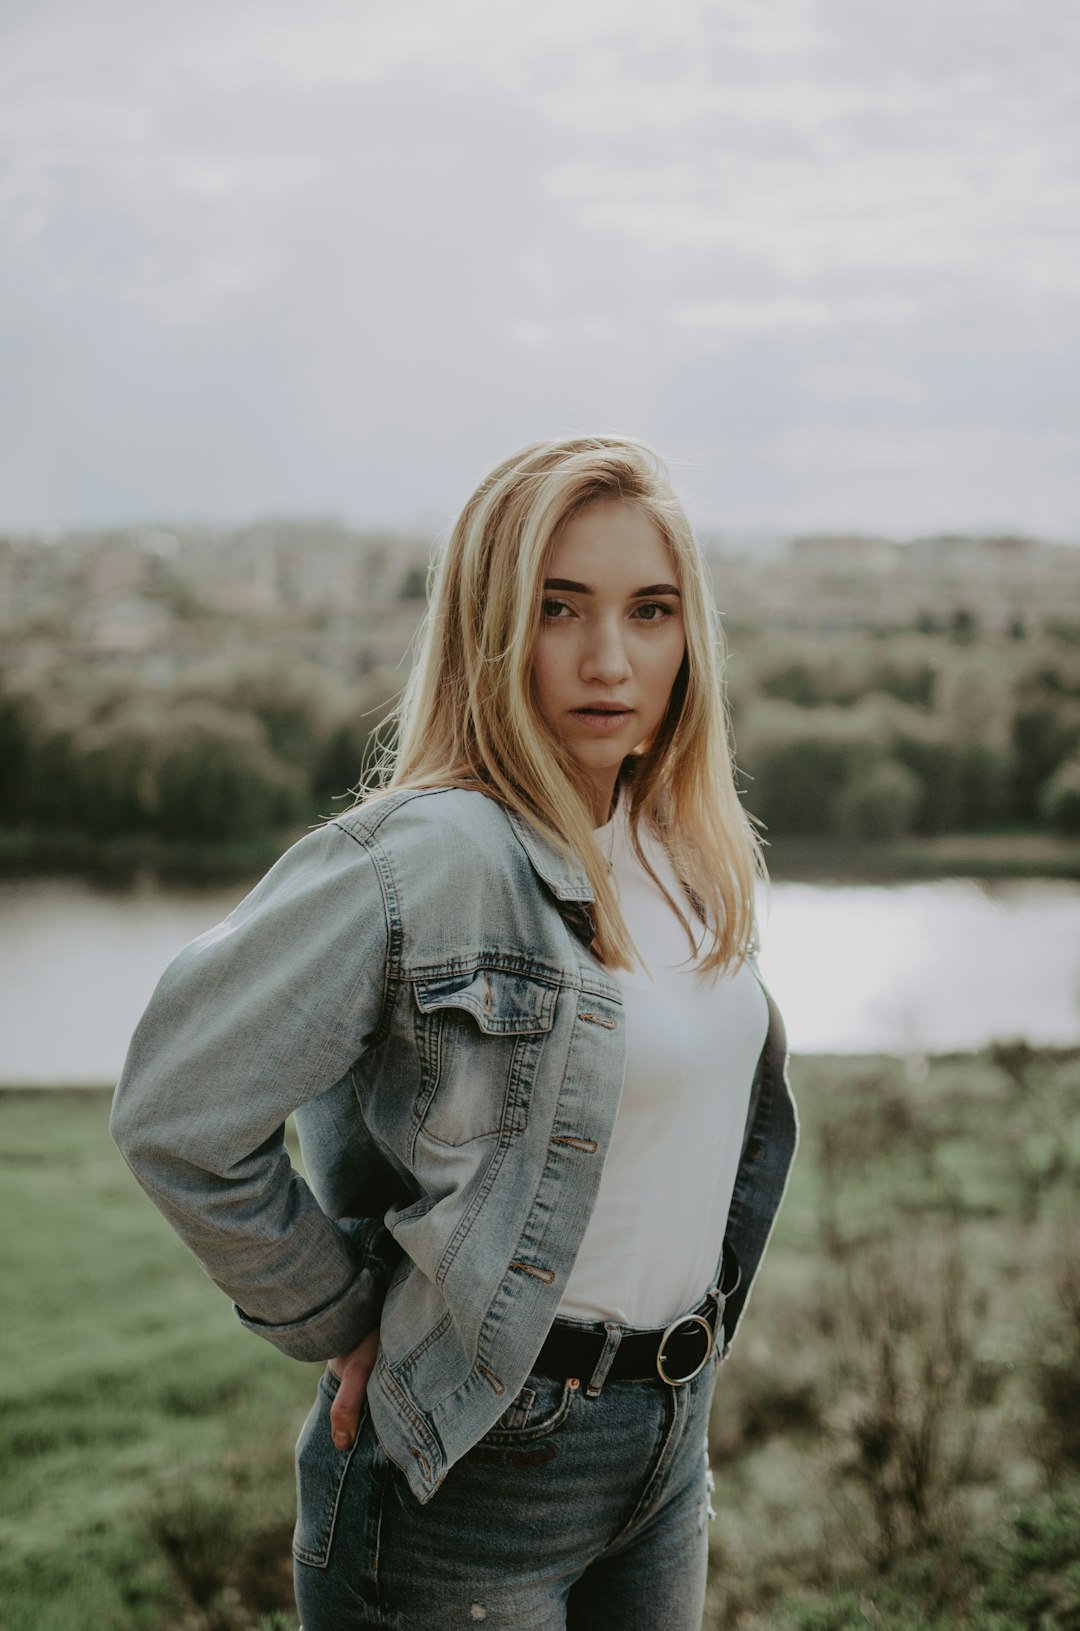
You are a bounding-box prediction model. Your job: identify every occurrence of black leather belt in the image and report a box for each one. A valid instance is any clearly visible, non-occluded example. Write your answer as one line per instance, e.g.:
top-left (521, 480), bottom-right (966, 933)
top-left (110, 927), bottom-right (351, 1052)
top-left (533, 1245), bottom-right (740, 1388)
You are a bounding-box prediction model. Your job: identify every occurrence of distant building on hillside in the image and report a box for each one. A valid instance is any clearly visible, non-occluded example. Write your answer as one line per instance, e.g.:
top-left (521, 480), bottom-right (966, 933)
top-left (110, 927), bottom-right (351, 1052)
top-left (789, 534), bottom-right (898, 573)
top-left (2, 520), bottom-right (1078, 678)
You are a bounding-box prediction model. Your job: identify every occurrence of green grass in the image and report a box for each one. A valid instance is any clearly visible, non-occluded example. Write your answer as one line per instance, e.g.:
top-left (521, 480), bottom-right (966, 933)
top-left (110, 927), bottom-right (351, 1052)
top-left (704, 1042), bottom-right (1080, 1629)
top-left (0, 1093), bottom-right (317, 1631)
top-left (2, 1048), bottom-right (1078, 1629)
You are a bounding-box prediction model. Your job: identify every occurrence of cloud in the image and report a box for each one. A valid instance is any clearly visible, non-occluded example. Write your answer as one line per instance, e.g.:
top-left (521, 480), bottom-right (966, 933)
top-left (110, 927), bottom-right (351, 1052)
top-left (745, 424), bottom-right (1080, 535)
top-left (0, 0), bottom-right (1078, 531)
top-left (798, 362), bottom-right (927, 407)
top-left (668, 295), bottom-right (920, 342)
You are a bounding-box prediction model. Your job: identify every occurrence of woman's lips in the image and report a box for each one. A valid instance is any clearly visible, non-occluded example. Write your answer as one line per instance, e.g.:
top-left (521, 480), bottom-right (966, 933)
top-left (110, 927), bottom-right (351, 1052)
top-left (568, 707), bottom-right (634, 733)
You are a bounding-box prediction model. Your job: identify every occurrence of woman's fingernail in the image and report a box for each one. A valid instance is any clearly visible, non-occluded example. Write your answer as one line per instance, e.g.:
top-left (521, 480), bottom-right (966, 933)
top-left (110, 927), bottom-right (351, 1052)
top-left (333, 1430), bottom-right (350, 1450)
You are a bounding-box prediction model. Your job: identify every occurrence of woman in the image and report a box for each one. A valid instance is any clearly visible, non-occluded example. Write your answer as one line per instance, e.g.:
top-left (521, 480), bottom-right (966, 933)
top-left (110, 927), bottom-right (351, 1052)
top-left (111, 435), bottom-right (797, 1630)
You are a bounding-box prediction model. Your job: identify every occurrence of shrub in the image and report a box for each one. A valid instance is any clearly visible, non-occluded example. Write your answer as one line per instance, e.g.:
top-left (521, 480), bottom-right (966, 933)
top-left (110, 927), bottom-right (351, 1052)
top-left (1030, 1227), bottom-right (1080, 1474)
top-left (866, 659), bottom-right (937, 710)
top-left (72, 706), bottom-right (163, 837)
top-left (177, 662), bottom-right (337, 777)
top-left (953, 740), bottom-right (1015, 828)
top-left (311, 673), bottom-right (400, 810)
top-left (738, 702), bottom-right (886, 837)
top-left (0, 681), bottom-right (37, 822)
top-left (759, 660), bottom-right (825, 708)
top-left (60, 701), bottom-right (307, 843)
top-left (398, 563), bottom-right (428, 600)
top-left (154, 704), bottom-right (308, 842)
top-left (1039, 757), bottom-right (1080, 835)
top-left (883, 720), bottom-right (964, 833)
top-left (312, 720), bottom-right (369, 811)
top-left (978, 1490), bottom-right (1080, 1626)
top-left (820, 1240), bottom-right (979, 1568)
top-left (835, 758), bottom-right (924, 841)
top-left (146, 1484), bottom-right (295, 1631)
top-left (1010, 700), bottom-right (1080, 820)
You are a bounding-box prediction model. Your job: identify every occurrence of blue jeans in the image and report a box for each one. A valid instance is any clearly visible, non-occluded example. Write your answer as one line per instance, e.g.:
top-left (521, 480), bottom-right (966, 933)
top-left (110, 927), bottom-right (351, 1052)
top-left (294, 1339), bottom-right (719, 1629)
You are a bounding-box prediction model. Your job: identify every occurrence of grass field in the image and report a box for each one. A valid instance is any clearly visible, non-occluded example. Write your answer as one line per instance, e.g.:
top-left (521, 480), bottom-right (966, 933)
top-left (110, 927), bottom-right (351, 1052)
top-left (1, 1047), bottom-right (1078, 1630)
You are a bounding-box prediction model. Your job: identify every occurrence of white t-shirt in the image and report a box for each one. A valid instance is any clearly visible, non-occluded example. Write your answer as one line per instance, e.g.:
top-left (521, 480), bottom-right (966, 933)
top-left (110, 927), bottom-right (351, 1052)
top-left (556, 804), bottom-right (769, 1328)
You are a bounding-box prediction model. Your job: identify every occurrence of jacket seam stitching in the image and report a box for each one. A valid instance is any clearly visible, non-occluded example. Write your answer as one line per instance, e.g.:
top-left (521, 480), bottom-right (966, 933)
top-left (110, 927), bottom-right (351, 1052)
top-left (330, 823), bottom-right (402, 1046)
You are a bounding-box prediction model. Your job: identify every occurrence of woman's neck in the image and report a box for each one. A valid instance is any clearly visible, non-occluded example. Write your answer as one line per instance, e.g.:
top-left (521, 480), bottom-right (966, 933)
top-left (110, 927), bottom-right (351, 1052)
top-left (592, 781), bottom-right (622, 829)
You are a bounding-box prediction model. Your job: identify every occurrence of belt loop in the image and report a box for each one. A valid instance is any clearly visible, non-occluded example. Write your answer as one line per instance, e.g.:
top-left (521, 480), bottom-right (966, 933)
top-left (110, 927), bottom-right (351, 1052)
top-left (706, 1282), bottom-right (728, 1358)
top-left (585, 1322), bottom-right (623, 1398)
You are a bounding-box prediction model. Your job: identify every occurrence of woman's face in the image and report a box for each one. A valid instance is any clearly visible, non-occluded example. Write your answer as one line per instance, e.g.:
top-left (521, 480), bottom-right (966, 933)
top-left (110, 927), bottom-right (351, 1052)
top-left (532, 498), bottom-right (687, 823)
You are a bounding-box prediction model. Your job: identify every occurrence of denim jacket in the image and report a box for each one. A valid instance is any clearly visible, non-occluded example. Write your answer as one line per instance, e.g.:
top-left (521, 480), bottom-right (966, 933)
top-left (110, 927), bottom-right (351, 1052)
top-left (111, 787), bottom-right (798, 1505)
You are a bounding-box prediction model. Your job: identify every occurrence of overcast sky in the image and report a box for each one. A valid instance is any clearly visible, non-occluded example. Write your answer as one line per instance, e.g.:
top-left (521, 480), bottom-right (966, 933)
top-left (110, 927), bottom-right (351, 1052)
top-left (3, 0), bottom-right (1079, 539)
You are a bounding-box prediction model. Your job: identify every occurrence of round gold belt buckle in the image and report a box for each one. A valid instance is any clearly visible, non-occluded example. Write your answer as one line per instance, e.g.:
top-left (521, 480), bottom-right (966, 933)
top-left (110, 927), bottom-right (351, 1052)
top-left (656, 1313), bottom-right (715, 1385)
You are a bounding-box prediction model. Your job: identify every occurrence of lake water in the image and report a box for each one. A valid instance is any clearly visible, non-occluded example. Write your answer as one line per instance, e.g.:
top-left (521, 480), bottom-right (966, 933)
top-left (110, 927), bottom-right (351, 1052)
top-left (1, 876), bottom-right (1079, 1085)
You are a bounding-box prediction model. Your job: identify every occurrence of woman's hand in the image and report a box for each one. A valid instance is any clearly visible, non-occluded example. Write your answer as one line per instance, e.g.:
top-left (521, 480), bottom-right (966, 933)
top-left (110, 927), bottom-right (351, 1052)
top-left (328, 1327), bottom-right (380, 1450)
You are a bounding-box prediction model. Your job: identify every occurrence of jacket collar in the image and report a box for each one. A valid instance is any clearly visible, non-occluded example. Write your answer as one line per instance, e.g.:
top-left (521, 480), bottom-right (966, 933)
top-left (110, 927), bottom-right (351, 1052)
top-left (505, 807), bottom-right (595, 903)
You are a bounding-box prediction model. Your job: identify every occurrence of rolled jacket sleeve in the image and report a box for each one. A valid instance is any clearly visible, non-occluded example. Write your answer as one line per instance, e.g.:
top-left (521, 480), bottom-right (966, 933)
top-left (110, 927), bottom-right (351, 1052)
top-left (110, 821), bottom-right (398, 1361)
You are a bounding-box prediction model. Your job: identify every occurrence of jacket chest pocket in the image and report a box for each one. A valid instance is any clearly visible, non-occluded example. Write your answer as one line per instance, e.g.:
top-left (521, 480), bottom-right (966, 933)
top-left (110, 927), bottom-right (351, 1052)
top-left (410, 969), bottom-right (557, 1149)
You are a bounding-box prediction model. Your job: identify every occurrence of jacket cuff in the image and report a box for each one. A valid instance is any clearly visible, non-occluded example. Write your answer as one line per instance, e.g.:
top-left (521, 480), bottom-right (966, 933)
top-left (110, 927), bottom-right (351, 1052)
top-left (336, 1217), bottom-right (403, 1284)
top-left (233, 1218), bottom-right (403, 1362)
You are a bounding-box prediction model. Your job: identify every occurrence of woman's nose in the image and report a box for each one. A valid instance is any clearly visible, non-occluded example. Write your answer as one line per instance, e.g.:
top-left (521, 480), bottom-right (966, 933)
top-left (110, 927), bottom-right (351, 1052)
top-left (581, 620), bottom-right (631, 684)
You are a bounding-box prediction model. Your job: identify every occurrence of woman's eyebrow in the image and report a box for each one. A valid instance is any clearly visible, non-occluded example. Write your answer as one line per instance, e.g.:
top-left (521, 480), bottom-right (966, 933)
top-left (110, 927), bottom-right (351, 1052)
top-left (543, 577), bottom-right (681, 597)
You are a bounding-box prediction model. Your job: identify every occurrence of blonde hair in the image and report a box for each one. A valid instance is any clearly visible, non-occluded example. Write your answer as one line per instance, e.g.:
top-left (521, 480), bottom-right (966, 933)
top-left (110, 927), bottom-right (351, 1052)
top-left (370, 435), bottom-right (765, 972)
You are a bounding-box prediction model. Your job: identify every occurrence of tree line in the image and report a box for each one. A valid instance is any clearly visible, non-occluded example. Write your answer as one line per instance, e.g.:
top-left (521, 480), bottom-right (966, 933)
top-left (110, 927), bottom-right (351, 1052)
top-left (1, 627), bottom-right (1079, 849)
top-left (727, 629), bottom-right (1080, 840)
top-left (0, 663), bottom-right (395, 846)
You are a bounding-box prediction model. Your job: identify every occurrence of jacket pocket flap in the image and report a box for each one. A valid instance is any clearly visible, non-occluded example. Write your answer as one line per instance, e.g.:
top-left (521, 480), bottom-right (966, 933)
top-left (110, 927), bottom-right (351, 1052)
top-left (413, 969), bottom-right (556, 1035)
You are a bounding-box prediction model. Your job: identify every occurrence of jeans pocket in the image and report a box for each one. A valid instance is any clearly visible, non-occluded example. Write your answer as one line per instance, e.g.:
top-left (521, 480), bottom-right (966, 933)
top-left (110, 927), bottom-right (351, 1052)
top-left (293, 1369), bottom-right (360, 1569)
top-left (476, 1373), bottom-right (575, 1447)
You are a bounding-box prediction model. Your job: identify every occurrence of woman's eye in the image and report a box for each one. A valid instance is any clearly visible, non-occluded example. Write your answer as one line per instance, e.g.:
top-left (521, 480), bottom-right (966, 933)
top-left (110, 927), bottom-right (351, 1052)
top-left (541, 598), bottom-right (572, 618)
top-left (634, 602), bottom-right (672, 622)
